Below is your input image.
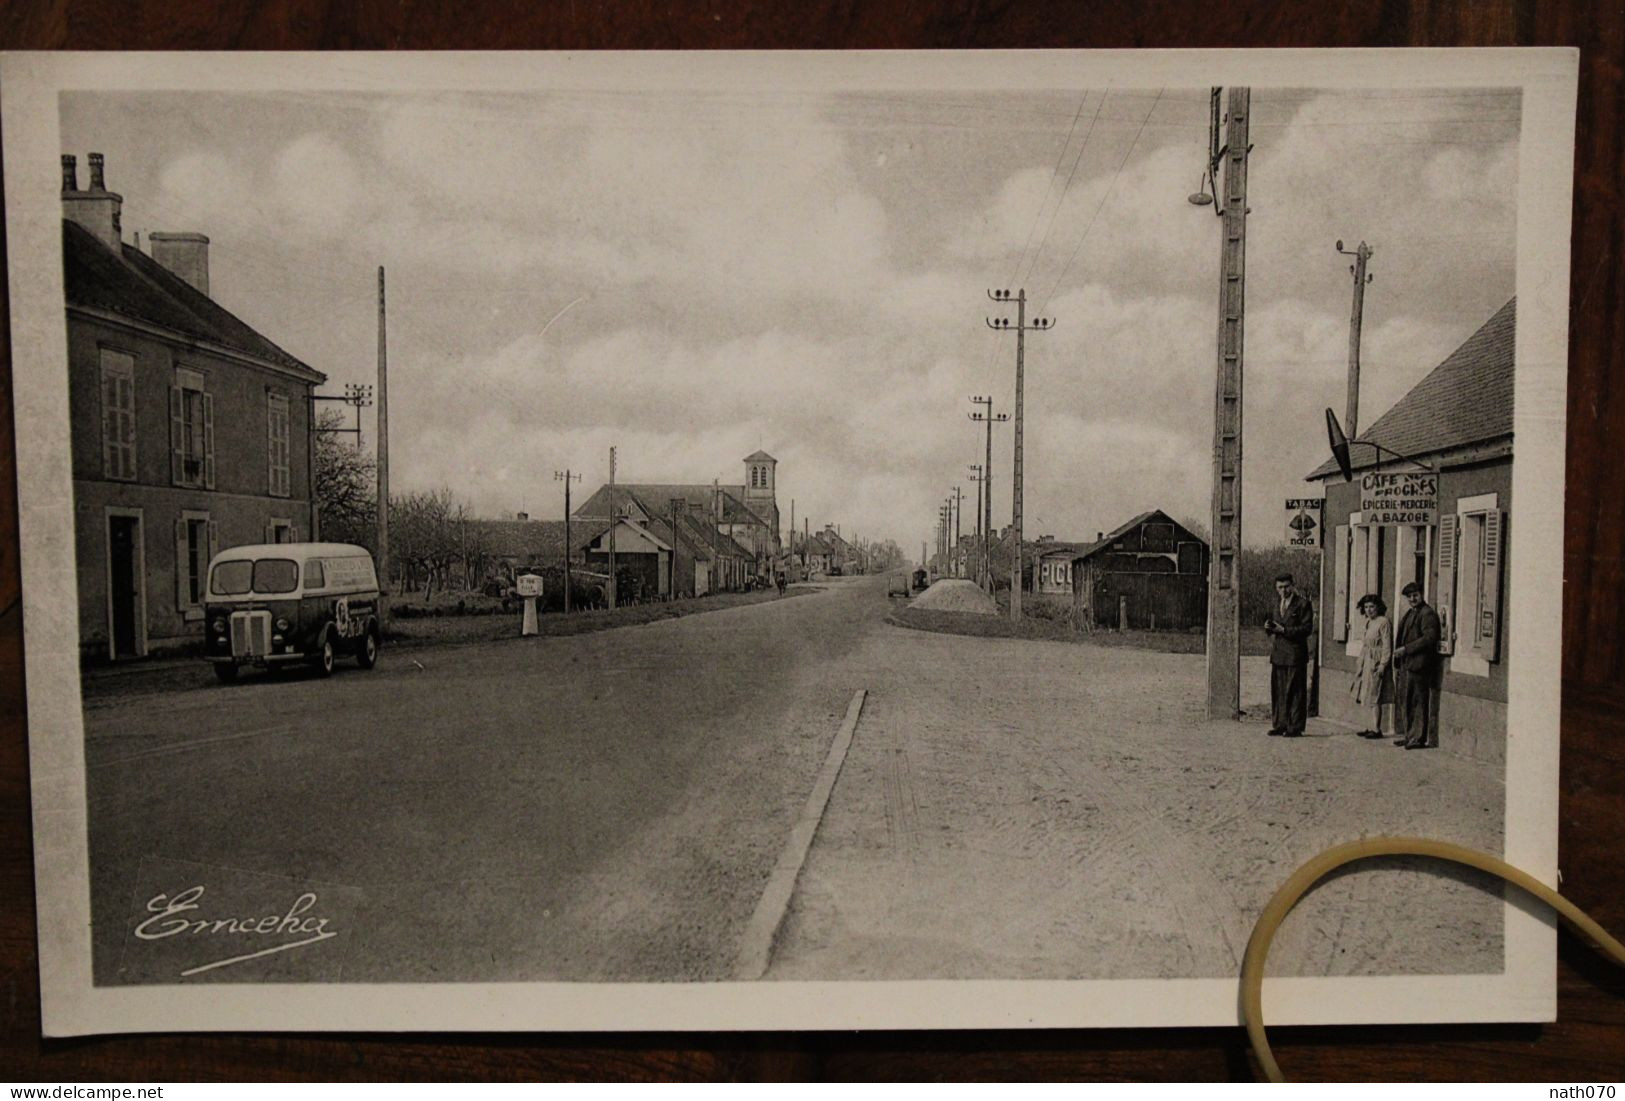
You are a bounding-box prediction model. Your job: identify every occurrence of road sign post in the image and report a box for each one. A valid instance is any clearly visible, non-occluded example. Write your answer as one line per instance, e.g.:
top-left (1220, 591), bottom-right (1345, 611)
top-left (516, 573), bottom-right (543, 636)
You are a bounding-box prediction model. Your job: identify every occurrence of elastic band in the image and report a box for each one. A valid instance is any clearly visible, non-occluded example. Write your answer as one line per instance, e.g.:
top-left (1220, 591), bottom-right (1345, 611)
top-left (1241, 836), bottom-right (1625, 1082)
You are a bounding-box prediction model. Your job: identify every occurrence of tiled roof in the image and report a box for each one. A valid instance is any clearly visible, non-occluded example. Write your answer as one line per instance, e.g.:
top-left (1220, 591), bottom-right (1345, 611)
top-left (1308, 298), bottom-right (1514, 480)
top-left (573, 482), bottom-right (770, 529)
top-left (466, 518), bottom-right (608, 560)
top-left (1072, 510), bottom-right (1205, 563)
top-left (743, 449), bottom-right (776, 462)
top-left (62, 221), bottom-right (323, 380)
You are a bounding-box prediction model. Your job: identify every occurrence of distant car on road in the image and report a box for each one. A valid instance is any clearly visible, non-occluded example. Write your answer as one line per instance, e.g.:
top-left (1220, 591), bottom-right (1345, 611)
top-left (204, 542), bottom-right (381, 683)
top-left (912, 568), bottom-right (929, 592)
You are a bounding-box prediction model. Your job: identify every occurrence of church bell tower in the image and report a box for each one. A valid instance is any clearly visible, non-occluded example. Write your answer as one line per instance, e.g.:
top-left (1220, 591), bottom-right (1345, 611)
top-left (743, 450), bottom-right (779, 552)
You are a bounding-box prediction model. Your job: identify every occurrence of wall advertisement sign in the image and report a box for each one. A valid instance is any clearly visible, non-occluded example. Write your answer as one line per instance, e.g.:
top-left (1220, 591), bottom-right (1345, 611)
top-left (1359, 472), bottom-right (1439, 525)
top-left (1285, 498), bottom-right (1324, 548)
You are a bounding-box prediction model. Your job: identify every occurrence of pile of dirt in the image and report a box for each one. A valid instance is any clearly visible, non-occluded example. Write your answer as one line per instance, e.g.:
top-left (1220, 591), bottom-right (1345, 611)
top-left (909, 579), bottom-right (997, 615)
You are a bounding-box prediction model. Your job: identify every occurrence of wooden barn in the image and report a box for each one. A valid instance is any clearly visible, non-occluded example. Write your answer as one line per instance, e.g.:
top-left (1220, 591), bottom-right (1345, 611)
top-left (1070, 510), bottom-right (1209, 631)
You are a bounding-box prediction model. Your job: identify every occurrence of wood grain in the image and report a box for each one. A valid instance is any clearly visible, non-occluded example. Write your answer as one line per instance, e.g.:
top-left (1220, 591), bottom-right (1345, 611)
top-left (2, 0), bottom-right (1622, 1081)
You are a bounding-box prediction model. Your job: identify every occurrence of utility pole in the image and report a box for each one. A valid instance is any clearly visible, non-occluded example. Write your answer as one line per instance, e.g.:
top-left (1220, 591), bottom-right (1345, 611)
top-left (712, 479), bottom-right (722, 593)
top-left (1197, 86), bottom-right (1252, 721)
top-left (952, 485), bottom-right (963, 576)
top-left (1336, 239), bottom-right (1374, 439)
top-left (986, 290), bottom-right (1053, 620)
top-left (554, 469), bottom-right (581, 612)
top-left (375, 266), bottom-right (390, 620)
top-left (607, 446), bottom-right (618, 609)
top-left (788, 497), bottom-right (795, 581)
top-left (969, 396), bottom-right (1008, 592)
top-left (670, 497), bottom-right (685, 601)
top-left (968, 463), bottom-right (984, 581)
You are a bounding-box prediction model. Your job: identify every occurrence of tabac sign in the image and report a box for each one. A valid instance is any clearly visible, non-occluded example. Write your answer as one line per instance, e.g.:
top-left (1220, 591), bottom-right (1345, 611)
top-left (1359, 471), bottom-right (1439, 525)
top-left (1285, 498), bottom-right (1323, 548)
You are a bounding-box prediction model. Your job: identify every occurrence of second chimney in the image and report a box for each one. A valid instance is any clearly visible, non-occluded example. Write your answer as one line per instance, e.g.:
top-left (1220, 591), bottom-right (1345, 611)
top-left (147, 232), bottom-right (209, 297)
top-left (148, 232), bottom-right (211, 297)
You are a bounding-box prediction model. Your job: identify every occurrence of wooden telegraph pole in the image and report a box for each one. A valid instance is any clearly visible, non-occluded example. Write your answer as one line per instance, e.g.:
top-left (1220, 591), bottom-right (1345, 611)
top-left (607, 446), bottom-right (617, 609)
top-left (1336, 239), bottom-right (1375, 439)
top-left (555, 469), bottom-right (581, 612)
top-left (1204, 87), bottom-right (1251, 721)
top-left (969, 396), bottom-right (1007, 592)
top-left (986, 290), bottom-right (1053, 621)
top-left (375, 266), bottom-right (390, 620)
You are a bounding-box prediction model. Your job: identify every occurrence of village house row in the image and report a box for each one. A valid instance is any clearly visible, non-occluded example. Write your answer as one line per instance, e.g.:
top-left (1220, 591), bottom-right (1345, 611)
top-left (59, 154), bottom-right (864, 660)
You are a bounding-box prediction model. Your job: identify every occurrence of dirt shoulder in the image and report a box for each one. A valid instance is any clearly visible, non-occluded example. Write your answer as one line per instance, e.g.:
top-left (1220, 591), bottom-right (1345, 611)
top-left (889, 601), bottom-right (1271, 656)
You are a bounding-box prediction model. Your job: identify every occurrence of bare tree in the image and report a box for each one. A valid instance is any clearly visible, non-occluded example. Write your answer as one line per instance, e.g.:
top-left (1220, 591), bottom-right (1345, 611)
top-left (313, 408), bottom-right (377, 551)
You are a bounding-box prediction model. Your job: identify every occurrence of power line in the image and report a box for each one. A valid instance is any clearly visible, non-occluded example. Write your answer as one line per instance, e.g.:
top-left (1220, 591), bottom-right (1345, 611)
top-left (1037, 88), bottom-right (1165, 314)
top-left (1012, 92), bottom-right (1109, 290)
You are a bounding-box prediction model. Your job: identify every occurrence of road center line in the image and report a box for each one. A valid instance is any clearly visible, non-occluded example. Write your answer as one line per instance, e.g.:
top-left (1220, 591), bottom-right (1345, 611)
top-left (733, 687), bottom-right (867, 981)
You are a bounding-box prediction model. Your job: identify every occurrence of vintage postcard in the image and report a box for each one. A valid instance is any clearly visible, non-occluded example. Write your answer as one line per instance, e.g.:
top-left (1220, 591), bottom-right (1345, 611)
top-left (2, 49), bottom-right (1576, 1034)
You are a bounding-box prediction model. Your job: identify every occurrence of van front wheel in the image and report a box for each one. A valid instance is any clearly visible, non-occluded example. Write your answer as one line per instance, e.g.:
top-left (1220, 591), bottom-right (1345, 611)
top-left (356, 627), bottom-right (379, 670)
top-left (312, 632), bottom-right (336, 677)
top-left (213, 663), bottom-right (239, 685)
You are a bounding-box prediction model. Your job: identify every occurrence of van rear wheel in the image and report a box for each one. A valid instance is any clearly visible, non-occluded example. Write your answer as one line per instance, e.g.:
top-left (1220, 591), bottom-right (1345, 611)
top-left (356, 628), bottom-right (379, 670)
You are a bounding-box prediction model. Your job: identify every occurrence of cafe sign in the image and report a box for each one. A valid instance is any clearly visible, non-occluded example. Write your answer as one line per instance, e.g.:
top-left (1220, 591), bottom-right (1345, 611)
top-left (1284, 498), bottom-right (1323, 548)
top-left (1359, 471), bottom-right (1438, 525)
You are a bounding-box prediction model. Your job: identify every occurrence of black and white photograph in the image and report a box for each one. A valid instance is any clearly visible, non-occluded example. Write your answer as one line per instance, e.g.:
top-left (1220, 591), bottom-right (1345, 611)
top-left (2, 49), bottom-right (1575, 1034)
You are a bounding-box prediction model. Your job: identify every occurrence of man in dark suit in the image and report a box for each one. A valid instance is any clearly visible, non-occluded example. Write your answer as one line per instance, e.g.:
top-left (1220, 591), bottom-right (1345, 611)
top-left (1265, 573), bottom-right (1315, 737)
top-left (1393, 580), bottom-right (1442, 749)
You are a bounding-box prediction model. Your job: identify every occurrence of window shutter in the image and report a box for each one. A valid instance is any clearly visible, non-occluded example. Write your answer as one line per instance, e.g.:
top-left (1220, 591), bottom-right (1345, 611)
top-left (119, 376), bottom-right (136, 479)
top-left (174, 518), bottom-right (188, 611)
top-left (1332, 524), bottom-right (1349, 641)
top-left (1478, 509), bottom-right (1505, 661)
top-left (100, 370), bottom-right (115, 476)
top-left (170, 386), bottom-right (184, 485)
top-left (207, 520), bottom-right (218, 564)
top-left (202, 392), bottom-right (215, 489)
top-left (1436, 514), bottom-right (1458, 655)
top-left (267, 401), bottom-right (277, 496)
top-left (264, 521), bottom-right (275, 543)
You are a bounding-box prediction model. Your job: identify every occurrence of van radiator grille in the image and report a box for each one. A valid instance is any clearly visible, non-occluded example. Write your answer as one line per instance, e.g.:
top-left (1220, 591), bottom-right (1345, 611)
top-left (229, 611), bottom-right (272, 658)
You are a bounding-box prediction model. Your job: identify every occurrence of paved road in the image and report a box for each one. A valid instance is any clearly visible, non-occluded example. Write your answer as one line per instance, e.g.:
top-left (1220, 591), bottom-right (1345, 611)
top-left (85, 579), bottom-right (887, 983)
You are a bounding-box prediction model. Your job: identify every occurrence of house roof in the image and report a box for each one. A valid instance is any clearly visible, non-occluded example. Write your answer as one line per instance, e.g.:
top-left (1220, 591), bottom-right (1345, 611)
top-left (1071, 510), bottom-right (1206, 563)
top-left (63, 221), bottom-right (324, 382)
top-left (573, 482), bottom-right (771, 530)
top-left (465, 518), bottom-right (609, 560)
top-left (1308, 298), bottom-right (1514, 480)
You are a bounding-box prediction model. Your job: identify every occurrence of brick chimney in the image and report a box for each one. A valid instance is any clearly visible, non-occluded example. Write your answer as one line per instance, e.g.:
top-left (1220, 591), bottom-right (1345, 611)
top-left (149, 232), bottom-right (211, 297)
top-left (61, 152), bottom-right (124, 253)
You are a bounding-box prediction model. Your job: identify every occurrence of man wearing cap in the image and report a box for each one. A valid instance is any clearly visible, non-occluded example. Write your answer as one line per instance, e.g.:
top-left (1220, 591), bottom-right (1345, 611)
top-left (1393, 581), bottom-right (1443, 749)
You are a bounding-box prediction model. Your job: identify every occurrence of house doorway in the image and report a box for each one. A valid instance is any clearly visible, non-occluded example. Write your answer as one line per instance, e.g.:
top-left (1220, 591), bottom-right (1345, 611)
top-left (108, 513), bottom-right (142, 659)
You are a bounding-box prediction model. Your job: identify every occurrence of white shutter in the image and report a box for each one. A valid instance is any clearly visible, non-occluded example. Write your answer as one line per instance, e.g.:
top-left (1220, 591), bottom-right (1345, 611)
top-left (202, 392), bottom-right (215, 489)
top-left (1477, 509), bottom-right (1505, 661)
top-left (1332, 524), bottom-right (1349, 642)
top-left (170, 386), bottom-right (184, 485)
top-left (1437, 514), bottom-right (1458, 655)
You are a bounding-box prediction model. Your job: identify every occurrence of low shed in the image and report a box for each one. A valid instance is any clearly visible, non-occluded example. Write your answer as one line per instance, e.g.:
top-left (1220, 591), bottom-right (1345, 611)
top-left (1071, 510), bottom-right (1208, 630)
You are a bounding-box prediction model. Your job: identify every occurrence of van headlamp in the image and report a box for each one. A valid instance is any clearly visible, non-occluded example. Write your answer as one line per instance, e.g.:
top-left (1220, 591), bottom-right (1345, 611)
top-left (275, 617), bottom-right (290, 631)
top-left (212, 619), bottom-right (226, 634)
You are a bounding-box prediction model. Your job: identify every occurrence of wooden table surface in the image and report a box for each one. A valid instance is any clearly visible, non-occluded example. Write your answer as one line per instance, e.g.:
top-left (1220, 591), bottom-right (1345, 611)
top-left (1, 0), bottom-right (1621, 1081)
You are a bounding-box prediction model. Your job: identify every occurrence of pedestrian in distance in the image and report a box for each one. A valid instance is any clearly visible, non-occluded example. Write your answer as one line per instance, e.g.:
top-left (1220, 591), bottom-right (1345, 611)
top-left (775, 571), bottom-right (787, 598)
top-left (1393, 580), bottom-right (1442, 749)
top-left (1264, 572), bottom-right (1315, 738)
top-left (1350, 593), bottom-right (1393, 739)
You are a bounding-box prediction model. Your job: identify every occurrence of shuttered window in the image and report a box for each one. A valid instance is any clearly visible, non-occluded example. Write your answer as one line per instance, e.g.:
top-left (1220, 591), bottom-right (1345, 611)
top-left (267, 393), bottom-right (291, 497)
top-left (1332, 523), bottom-right (1350, 643)
top-left (174, 511), bottom-right (217, 612)
top-left (1436, 513), bottom-right (1458, 655)
top-left (170, 368), bottom-right (213, 489)
top-left (99, 349), bottom-right (136, 480)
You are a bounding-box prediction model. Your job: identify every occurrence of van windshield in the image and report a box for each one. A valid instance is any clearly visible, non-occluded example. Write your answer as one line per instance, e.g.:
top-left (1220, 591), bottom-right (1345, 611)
top-left (210, 558), bottom-right (298, 596)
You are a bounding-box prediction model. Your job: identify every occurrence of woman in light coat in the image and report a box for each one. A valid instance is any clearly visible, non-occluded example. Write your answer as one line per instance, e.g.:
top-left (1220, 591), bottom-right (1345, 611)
top-left (1350, 593), bottom-right (1393, 739)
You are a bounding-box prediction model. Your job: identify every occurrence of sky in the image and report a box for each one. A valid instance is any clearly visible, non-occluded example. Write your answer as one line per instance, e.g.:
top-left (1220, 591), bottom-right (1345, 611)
top-left (60, 85), bottom-right (1519, 554)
